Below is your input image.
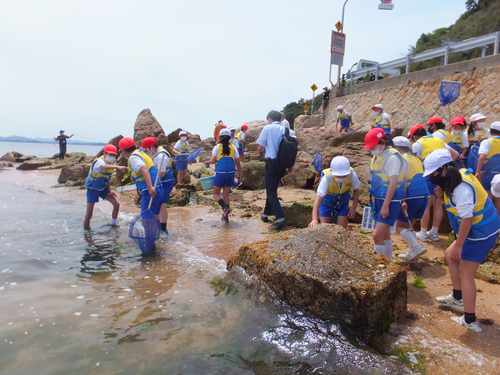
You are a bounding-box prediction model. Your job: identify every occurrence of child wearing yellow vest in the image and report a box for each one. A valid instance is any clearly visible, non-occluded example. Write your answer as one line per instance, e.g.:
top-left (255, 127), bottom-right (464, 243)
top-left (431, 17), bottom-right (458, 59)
top-left (423, 149), bottom-right (500, 332)
top-left (83, 144), bottom-right (127, 229)
top-left (308, 156), bottom-right (359, 229)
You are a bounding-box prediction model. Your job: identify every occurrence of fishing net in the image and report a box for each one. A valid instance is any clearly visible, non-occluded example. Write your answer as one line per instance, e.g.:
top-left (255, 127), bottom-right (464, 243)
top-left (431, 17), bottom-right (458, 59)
top-left (313, 153), bottom-right (323, 172)
top-left (439, 81), bottom-right (461, 106)
top-left (129, 210), bottom-right (160, 254)
top-left (187, 147), bottom-right (203, 163)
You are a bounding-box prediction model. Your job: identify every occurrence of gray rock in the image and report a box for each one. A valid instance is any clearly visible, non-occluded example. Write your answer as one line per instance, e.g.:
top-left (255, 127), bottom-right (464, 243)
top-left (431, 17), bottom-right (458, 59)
top-left (58, 163), bottom-right (90, 183)
top-left (241, 161), bottom-right (266, 189)
top-left (0, 152), bottom-right (16, 162)
top-left (227, 224), bottom-right (407, 340)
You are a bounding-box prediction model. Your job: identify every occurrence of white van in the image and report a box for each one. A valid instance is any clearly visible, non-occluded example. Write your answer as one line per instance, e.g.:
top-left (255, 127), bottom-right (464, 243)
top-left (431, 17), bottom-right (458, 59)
top-left (346, 59), bottom-right (401, 82)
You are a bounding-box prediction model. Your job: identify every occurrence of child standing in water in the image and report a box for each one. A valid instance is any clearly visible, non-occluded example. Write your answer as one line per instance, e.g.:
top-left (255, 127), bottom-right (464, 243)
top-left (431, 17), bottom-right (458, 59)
top-left (84, 144), bottom-right (127, 229)
top-left (308, 156), bottom-right (359, 229)
top-left (205, 129), bottom-right (242, 221)
top-left (173, 130), bottom-right (190, 185)
top-left (365, 128), bottom-right (405, 260)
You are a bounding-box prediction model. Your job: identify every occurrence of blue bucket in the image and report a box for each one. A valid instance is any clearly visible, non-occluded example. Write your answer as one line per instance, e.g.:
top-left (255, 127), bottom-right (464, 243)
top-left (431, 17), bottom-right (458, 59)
top-left (197, 166), bottom-right (215, 190)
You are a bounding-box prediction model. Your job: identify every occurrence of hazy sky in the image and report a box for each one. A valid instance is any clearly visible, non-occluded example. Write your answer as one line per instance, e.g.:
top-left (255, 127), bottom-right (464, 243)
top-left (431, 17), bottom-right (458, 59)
top-left (0, 0), bottom-right (467, 142)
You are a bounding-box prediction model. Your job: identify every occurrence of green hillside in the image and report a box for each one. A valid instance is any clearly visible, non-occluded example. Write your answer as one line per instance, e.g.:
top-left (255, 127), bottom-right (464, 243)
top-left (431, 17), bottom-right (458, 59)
top-left (408, 0), bottom-right (500, 71)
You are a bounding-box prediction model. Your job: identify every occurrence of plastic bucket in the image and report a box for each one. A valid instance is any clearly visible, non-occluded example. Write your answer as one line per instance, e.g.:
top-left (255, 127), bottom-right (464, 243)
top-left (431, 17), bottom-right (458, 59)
top-left (197, 166), bottom-right (215, 190)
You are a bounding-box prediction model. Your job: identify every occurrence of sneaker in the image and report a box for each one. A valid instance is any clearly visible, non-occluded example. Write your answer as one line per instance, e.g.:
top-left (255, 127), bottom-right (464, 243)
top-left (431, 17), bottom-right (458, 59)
top-left (160, 230), bottom-right (169, 237)
top-left (261, 214), bottom-right (269, 223)
top-left (451, 315), bottom-right (482, 332)
top-left (271, 219), bottom-right (287, 231)
top-left (399, 244), bottom-right (427, 261)
top-left (222, 207), bottom-right (231, 221)
top-left (416, 230), bottom-right (429, 242)
top-left (436, 293), bottom-right (464, 310)
top-left (427, 231), bottom-right (440, 241)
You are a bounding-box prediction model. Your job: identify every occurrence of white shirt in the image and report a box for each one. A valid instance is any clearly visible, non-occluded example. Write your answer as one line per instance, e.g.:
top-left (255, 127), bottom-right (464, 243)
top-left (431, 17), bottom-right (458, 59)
top-left (317, 171), bottom-right (360, 198)
top-left (153, 152), bottom-right (170, 173)
top-left (478, 138), bottom-right (493, 155)
top-left (256, 122), bottom-right (296, 159)
top-left (433, 131), bottom-right (447, 142)
top-left (281, 119), bottom-right (290, 129)
top-left (211, 145), bottom-right (240, 159)
top-left (452, 130), bottom-right (469, 148)
top-left (129, 153), bottom-right (146, 174)
top-left (448, 182), bottom-right (475, 218)
top-left (337, 110), bottom-right (351, 118)
top-left (411, 139), bottom-right (452, 158)
top-left (91, 158), bottom-right (106, 174)
top-left (232, 137), bottom-right (240, 149)
top-left (474, 129), bottom-right (491, 141)
top-left (174, 140), bottom-right (189, 153)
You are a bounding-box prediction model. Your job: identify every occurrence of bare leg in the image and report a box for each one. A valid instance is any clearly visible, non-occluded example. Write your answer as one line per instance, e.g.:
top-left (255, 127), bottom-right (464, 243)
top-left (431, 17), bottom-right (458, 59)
top-left (222, 186), bottom-right (231, 206)
top-left (336, 216), bottom-right (348, 229)
top-left (420, 195), bottom-right (434, 231)
top-left (84, 203), bottom-right (95, 229)
top-left (373, 222), bottom-right (391, 245)
top-left (213, 186), bottom-right (223, 202)
top-left (432, 195), bottom-right (443, 228)
top-left (460, 260), bottom-right (481, 313)
top-left (105, 194), bottom-right (120, 220)
top-left (319, 216), bottom-right (332, 224)
top-left (177, 170), bottom-right (187, 184)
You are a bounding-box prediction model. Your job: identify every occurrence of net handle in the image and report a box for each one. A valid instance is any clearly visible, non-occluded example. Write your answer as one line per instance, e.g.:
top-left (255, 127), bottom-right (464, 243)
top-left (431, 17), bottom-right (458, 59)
top-left (148, 156), bottom-right (165, 210)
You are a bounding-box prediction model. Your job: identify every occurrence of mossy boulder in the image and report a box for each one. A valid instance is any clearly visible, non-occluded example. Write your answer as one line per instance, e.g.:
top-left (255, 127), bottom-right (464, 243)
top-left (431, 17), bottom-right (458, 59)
top-left (282, 201), bottom-right (314, 228)
top-left (227, 224), bottom-right (407, 340)
top-left (476, 262), bottom-right (500, 284)
top-left (241, 161), bottom-right (266, 189)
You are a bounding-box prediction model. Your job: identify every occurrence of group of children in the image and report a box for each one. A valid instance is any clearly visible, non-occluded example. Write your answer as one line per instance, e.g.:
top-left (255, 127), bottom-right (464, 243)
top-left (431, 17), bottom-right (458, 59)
top-left (84, 125), bottom-right (250, 231)
top-left (310, 111), bottom-right (500, 332)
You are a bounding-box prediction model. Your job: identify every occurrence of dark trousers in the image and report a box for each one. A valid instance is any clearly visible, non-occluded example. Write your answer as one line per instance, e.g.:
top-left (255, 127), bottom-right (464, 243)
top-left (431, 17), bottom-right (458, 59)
top-left (264, 159), bottom-right (284, 220)
top-left (59, 146), bottom-right (67, 160)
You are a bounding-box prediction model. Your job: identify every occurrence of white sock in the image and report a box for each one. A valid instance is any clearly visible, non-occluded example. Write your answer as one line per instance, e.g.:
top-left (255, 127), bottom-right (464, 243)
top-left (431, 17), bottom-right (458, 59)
top-left (384, 240), bottom-right (393, 260)
top-left (374, 244), bottom-right (386, 256)
top-left (400, 229), bottom-right (419, 249)
top-left (111, 218), bottom-right (117, 225)
top-left (430, 226), bottom-right (439, 234)
top-left (419, 228), bottom-right (427, 234)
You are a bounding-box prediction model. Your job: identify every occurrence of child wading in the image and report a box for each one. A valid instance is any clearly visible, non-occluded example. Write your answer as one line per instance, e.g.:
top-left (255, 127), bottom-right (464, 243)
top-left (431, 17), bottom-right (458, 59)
top-left (84, 144), bottom-right (127, 229)
top-left (118, 137), bottom-right (163, 218)
top-left (141, 137), bottom-right (174, 235)
top-left (205, 129), bottom-right (242, 221)
top-left (173, 130), bottom-right (190, 184)
top-left (308, 156), bottom-right (359, 229)
top-left (392, 137), bottom-right (429, 261)
top-left (365, 128), bottom-right (405, 260)
top-left (423, 149), bottom-right (500, 332)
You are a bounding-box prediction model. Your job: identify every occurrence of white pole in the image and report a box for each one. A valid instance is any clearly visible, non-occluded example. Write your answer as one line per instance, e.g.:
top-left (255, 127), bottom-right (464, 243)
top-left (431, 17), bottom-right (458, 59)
top-left (337, 0), bottom-right (350, 86)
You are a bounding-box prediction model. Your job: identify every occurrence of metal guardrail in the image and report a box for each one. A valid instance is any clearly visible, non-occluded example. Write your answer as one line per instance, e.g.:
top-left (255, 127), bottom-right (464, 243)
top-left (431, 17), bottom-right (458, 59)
top-left (346, 30), bottom-right (500, 82)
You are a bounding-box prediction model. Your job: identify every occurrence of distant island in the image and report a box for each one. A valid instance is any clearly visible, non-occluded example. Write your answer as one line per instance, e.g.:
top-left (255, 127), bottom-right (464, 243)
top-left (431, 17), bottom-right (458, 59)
top-left (0, 135), bottom-right (106, 146)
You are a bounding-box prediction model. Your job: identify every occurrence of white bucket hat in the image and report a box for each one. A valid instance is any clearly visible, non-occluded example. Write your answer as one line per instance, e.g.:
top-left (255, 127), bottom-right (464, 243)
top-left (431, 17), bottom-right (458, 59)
top-left (330, 156), bottom-right (351, 176)
top-left (423, 149), bottom-right (453, 177)
top-left (470, 113), bottom-right (486, 122)
top-left (393, 136), bottom-right (410, 148)
top-left (219, 129), bottom-right (231, 137)
top-left (490, 121), bottom-right (500, 131)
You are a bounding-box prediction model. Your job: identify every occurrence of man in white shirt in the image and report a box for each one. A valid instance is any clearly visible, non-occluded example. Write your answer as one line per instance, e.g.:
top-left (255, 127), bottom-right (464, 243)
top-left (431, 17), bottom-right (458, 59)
top-left (280, 112), bottom-right (290, 129)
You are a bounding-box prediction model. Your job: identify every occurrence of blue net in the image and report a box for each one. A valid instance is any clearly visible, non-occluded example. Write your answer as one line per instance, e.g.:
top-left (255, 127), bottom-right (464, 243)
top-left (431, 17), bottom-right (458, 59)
top-left (439, 81), bottom-right (461, 106)
top-left (187, 147), bottom-right (203, 163)
top-left (313, 153), bottom-right (323, 172)
top-left (129, 210), bottom-right (160, 255)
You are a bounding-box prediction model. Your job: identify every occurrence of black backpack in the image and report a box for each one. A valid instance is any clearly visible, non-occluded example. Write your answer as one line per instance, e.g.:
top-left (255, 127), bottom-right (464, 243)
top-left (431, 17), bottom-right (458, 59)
top-left (277, 128), bottom-right (298, 177)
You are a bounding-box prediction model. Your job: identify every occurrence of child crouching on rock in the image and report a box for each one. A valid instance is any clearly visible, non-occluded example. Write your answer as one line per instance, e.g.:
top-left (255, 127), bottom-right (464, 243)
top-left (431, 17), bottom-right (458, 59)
top-left (84, 144), bottom-right (128, 229)
top-left (308, 156), bottom-right (359, 229)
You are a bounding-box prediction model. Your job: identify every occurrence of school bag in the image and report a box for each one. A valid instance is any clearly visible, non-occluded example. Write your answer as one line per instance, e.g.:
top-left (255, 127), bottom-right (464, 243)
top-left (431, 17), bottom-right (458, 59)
top-left (277, 128), bottom-right (298, 177)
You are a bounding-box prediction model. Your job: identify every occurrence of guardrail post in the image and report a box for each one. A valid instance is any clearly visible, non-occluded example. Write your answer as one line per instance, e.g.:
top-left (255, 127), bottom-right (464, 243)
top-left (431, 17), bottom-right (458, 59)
top-left (482, 46), bottom-right (487, 57)
top-left (495, 31), bottom-right (500, 55)
top-left (375, 65), bottom-right (379, 81)
top-left (406, 56), bottom-right (411, 74)
top-left (444, 45), bottom-right (450, 65)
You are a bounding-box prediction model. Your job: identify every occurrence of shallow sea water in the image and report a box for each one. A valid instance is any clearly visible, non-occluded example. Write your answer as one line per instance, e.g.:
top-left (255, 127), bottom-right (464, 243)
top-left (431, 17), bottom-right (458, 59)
top-left (0, 168), bottom-right (498, 374)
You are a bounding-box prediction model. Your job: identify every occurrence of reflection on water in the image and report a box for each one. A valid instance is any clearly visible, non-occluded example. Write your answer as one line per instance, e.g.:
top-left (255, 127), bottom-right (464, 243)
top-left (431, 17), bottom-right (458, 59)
top-left (0, 168), bottom-right (499, 374)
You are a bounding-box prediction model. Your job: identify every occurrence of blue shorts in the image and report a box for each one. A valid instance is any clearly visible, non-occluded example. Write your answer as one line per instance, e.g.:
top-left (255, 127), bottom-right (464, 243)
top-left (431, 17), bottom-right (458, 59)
top-left (398, 197), bottom-right (428, 222)
top-left (214, 172), bottom-right (235, 188)
top-left (373, 199), bottom-right (400, 225)
top-left (461, 233), bottom-right (498, 263)
top-left (175, 155), bottom-right (188, 171)
top-left (87, 188), bottom-right (109, 203)
top-left (481, 172), bottom-right (498, 192)
top-left (425, 175), bottom-right (437, 196)
top-left (141, 186), bottom-right (163, 215)
top-left (161, 180), bottom-right (175, 204)
top-left (238, 146), bottom-right (244, 155)
top-left (319, 197), bottom-right (349, 218)
top-left (340, 119), bottom-right (351, 129)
